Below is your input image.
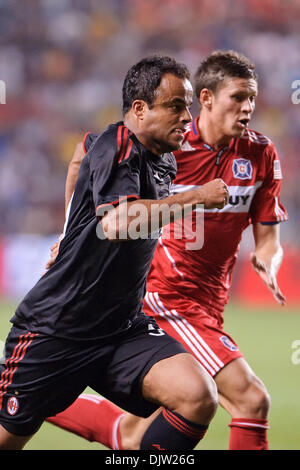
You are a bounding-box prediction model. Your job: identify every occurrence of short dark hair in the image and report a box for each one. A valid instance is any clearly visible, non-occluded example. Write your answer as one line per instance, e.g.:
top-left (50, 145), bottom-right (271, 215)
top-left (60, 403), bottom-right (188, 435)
top-left (122, 55), bottom-right (190, 115)
top-left (194, 50), bottom-right (258, 98)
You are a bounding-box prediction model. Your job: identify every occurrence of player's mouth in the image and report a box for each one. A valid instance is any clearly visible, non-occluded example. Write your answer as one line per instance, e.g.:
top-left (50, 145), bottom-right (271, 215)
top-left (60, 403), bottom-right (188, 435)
top-left (172, 127), bottom-right (186, 139)
top-left (236, 118), bottom-right (250, 129)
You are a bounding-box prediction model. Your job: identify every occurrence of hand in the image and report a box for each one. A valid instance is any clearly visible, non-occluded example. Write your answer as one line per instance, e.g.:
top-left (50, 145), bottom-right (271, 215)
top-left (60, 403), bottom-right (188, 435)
top-left (200, 178), bottom-right (229, 209)
top-left (250, 249), bottom-right (286, 306)
top-left (45, 234), bottom-right (63, 270)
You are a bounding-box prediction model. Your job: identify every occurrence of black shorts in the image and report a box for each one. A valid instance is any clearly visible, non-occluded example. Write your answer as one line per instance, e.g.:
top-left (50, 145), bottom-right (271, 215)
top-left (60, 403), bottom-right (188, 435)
top-left (0, 314), bottom-right (186, 436)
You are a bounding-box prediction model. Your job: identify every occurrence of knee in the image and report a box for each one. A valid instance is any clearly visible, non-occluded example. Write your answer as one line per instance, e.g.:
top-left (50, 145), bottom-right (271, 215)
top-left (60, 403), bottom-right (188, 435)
top-left (174, 374), bottom-right (218, 424)
top-left (193, 379), bottom-right (218, 422)
top-left (235, 379), bottom-right (271, 418)
top-left (143, 353), bottom-right (218, 425)
top-left (249, 384), bottom-right (271, 417)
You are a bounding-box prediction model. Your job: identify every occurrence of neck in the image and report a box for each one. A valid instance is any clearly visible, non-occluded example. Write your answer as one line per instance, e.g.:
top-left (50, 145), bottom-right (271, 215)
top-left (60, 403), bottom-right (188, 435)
top-left (198, 113), bottom-right (231, 149)
top-left (124, 115), bottom-right (161, 156)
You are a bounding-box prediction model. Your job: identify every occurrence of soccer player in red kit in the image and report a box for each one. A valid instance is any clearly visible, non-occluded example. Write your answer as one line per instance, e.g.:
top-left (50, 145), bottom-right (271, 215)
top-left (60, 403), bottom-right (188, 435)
top-left (47, 51), bottom-right (288, 450)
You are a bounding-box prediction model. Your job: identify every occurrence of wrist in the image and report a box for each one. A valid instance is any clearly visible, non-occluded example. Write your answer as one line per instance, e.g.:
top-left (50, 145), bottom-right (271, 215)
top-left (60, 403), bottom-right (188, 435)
top-left (195, 187), bottom-right (206, 205)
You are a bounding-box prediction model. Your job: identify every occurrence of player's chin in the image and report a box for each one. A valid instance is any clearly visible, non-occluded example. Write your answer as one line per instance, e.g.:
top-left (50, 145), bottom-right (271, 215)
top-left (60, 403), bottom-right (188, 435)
top-left (168, 135), bottom-right (184, 151)
top-left (232, 126), bottom-right (246, 138)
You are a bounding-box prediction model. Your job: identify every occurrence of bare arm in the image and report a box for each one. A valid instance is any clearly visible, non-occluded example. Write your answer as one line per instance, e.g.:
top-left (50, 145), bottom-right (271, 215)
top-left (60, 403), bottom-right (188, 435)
top-left (250, 222), bottom-right (286, 305)
top-left (100, 178), bottom-right (229, 241)
top-left (65, 143), bottom-right (85, 211)
top-left (45, 143), bottom-right (84, 270)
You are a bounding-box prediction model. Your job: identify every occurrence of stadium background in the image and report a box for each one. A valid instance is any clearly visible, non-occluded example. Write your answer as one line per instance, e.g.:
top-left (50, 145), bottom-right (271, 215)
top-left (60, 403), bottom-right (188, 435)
top-left (0, 0), bottom-right (299, 450)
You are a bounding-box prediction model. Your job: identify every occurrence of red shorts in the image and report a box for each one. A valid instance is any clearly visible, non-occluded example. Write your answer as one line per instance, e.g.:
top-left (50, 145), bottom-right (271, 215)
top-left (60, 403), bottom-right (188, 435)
top-left (143, 291), bottom-right (243, 377)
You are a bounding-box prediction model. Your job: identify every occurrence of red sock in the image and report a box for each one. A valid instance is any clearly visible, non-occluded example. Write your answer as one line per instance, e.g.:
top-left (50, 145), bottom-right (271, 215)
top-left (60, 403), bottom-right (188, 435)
top-left (229, 418), bottom-right (269, 450)
top-left (46, 394), bottom-right (124, 449)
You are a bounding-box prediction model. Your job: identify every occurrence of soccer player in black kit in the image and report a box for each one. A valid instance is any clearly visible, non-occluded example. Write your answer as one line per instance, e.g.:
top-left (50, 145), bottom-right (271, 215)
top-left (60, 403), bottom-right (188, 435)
top-left (0, 56), bottom-right (229, 450)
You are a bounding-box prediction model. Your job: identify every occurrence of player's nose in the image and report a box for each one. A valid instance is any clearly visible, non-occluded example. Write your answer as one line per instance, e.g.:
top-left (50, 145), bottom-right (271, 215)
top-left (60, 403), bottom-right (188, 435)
top-left (181, 106), bottom-right (192, 124)
top-left (241, 98), bottom-right (254, 113)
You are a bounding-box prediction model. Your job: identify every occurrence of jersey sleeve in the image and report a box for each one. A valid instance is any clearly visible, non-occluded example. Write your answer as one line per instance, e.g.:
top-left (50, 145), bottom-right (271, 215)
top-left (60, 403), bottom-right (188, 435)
top-left (82, 132), bottom-right (99, 154)
top-left (88, 125), bottom-right (140, 217)
top-left (249, 143), bottom-right (288, 224)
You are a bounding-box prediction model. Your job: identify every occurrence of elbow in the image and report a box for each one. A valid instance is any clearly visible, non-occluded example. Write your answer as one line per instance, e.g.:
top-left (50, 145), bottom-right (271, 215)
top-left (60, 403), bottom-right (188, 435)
top-left (97, 212), bottom-right (128, 243)
top-left (96, 222), bottom-right (119, 242)
top-left (103, 228), bottom-right (123, 243)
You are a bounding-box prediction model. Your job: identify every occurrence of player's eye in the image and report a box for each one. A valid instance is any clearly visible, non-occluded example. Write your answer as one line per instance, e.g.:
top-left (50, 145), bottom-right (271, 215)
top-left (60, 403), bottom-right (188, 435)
top-left (233, 94), bottom-right (244, 102)
top-left (170, 104), bottom-right (182, 112)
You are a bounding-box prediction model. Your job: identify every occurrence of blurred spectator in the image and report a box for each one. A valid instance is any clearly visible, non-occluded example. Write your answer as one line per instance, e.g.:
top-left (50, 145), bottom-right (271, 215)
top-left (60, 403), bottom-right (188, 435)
top-left (0, 0), bottom-right (299, 247)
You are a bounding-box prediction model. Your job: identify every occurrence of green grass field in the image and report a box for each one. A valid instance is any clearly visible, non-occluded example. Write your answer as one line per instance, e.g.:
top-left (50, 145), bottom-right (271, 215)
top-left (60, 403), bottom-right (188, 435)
top-left (0, 298), bottom-right (299, 450)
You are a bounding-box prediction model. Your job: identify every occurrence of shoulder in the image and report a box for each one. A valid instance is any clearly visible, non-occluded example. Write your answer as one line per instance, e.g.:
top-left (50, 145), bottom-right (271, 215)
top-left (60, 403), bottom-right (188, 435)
top-left (235, 129), bottom-right (283, 179)
top-left (82, 132), bottom-right (99, 154)
top-left (84, 123), bottom-right (129, 152)
top-left (235, 128), bottom-right (276, 157)
top-left (86, 123), bottom-right (141, 168)
top-left (82, 125), bottom-right (118, 159)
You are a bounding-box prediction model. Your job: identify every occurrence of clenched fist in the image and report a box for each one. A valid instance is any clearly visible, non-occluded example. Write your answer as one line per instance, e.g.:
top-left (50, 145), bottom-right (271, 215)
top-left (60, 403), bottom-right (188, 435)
top-left (199, 178), bottom-right (229, 209)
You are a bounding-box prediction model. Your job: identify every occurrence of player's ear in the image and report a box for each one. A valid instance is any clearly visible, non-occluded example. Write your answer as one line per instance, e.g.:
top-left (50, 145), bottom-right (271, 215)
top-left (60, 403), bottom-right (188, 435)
top-left (199, 88), bottom-right (213, 110)
top-left (132, 100), bottom-right (147, 120)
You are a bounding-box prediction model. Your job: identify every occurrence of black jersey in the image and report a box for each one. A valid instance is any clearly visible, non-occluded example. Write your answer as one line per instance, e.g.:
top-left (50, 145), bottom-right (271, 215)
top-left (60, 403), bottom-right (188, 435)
top-left (12, 122), bottom-right (177, 341)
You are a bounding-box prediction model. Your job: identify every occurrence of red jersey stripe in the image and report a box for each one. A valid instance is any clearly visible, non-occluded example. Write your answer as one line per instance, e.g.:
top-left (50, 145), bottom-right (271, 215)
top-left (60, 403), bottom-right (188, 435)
top-left (96, 194), bottom-right (139, 212)
top-left (118, 126), bottom-right (129, 163)
top-left (122, 140), bottom-right (133, 162)
top-left (117, 125), bottom-right (123, 154)
top-left (82, 132), bottom-right (91, 154)
top-left (0, 332), bottom-right (37, 410)
top-left (0, 333), bottom-right (29, 389)
top-left (162, 409), bottom-right (206, 440)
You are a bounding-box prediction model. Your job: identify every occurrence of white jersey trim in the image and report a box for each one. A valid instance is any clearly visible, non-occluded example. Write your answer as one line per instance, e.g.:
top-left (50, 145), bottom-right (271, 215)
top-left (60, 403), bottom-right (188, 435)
top-left (171, 182), bottom-right (263, 213)
top-left (241, 129), bottom-right (271, 146)
top-left (112, 413), bottom-right (125, 450)
top-left (158, 237), bottom-right (185, 278)
top-left (274, 196), bottom-right (288, 222)
top-left (62, 191), bottom-right (74, 238)
top-left (145, 292), bottom-right (224, 377)
top-left (231, 420), bottom-right (269, 429)
top-left (79, 393), bottom-right (104, 405)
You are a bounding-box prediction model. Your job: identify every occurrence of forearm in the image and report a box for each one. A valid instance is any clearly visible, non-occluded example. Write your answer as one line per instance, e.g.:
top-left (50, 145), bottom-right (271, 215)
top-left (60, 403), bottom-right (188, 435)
top-left (251, 222), bottom-right (285, 305)
top-left (102, 194), bottom-right (194, 241)
top-left (253, 223), bottom-right (282, 265)
top-left (65, 162), bottom-right (81, 211)
top-left (45, 143), bottom-right (85, 270)
top-left (65, 143), bottom-right (85, 212)
top-left (101, 181), bottom-right (227, 241)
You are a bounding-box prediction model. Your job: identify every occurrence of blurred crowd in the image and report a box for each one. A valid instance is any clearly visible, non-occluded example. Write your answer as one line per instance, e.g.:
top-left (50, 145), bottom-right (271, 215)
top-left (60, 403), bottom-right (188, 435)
top-left (0, 0), bottom-right (299, 246)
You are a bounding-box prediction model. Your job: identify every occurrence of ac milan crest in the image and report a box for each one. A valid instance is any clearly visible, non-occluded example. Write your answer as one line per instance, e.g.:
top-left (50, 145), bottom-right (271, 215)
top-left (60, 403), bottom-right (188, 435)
top-left (7, 396), bottom-right (19, 416)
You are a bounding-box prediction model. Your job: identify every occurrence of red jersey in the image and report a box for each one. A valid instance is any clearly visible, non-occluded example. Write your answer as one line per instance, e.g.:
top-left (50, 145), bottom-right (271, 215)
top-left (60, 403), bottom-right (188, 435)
top-left (146, 116), bottom-right (288, 317)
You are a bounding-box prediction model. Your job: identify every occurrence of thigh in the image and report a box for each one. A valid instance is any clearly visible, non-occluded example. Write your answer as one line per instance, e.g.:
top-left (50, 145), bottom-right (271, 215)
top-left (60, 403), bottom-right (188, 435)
top-left (142, 351), bottom-right (215, 411)
top-left (0, 424), bottom-right (34, 450)
top-left (145, 291), bottom-right (243, 377)
top-left (0, 326), bottom-right (110, 436)
top-left (90, 314), bottom-right (187, 418)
